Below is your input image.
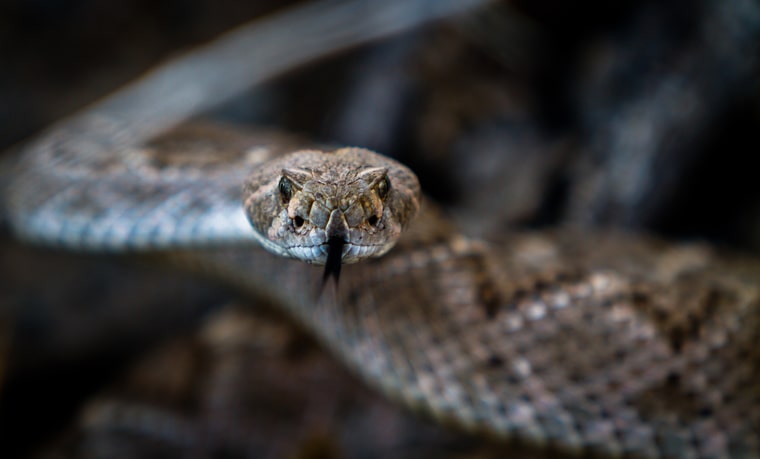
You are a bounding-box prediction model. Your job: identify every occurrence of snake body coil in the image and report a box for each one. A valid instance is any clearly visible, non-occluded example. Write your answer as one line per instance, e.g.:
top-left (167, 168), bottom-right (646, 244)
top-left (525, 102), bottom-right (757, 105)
top-left (2, 1), bottom-right (759, 457)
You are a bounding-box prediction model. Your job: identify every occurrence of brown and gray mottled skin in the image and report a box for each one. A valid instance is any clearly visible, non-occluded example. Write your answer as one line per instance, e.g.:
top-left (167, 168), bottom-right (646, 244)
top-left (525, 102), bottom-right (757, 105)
top-left (6, 120), bottom-right (759, 459)
top-left (2, 1), bottom-right (759, 457)
top-left (243, 148), bottom-right (420, 264)
top-left (4, 119), bottom-right (419, 264)
top-left (9, 117), bottom-right (760, 457)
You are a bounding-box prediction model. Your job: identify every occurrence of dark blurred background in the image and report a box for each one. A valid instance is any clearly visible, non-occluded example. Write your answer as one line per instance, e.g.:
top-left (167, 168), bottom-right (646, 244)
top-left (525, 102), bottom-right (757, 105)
top-left (1, 0), bottom-right (759, 457)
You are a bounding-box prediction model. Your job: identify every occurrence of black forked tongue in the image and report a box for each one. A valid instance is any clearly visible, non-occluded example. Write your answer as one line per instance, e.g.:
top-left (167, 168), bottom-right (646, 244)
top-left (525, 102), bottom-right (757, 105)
top-left (322, 236), bottom-right (345, 286)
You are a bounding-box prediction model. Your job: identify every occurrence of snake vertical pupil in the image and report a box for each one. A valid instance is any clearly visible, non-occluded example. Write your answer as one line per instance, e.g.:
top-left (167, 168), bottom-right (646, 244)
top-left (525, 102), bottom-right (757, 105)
top-left (377, 176), bottom-right (390, 200)
top-left (278, 176), bottom-right (293, 203)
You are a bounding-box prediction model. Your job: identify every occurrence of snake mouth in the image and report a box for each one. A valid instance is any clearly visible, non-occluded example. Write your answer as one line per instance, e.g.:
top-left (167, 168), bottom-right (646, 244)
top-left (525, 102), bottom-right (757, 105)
top-left (283, 239), bottom-right (392, 264)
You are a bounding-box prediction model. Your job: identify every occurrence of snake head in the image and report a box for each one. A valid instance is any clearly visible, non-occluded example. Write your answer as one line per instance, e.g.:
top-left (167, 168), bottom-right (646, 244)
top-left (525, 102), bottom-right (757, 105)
top-left (243, 147), bottom-right (420, 265)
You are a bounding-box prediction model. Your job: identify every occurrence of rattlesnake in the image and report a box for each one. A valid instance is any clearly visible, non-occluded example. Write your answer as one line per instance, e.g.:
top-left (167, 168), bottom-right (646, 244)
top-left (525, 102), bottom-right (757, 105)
top-left (2, 1), bottom-right (758, 458)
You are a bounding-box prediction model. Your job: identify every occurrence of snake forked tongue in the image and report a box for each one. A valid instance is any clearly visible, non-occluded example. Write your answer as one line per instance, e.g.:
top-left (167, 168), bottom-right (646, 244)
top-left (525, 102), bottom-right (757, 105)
top-left (322, 208), bottom-right (349, 285)
top-left (322, 236), bottom-right (344, 285)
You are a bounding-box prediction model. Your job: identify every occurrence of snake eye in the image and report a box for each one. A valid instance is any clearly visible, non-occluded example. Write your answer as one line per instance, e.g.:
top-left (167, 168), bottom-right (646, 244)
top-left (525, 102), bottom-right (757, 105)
top-left (278, 176), bottom-right (294, 203)
top-left (376, 176), bottom-right (390, 200)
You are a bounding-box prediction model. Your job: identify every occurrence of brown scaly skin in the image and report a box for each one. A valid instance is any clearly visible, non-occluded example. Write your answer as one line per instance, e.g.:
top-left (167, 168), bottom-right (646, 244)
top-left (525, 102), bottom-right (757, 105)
top-left (6, 118), bottom-right (760, 458)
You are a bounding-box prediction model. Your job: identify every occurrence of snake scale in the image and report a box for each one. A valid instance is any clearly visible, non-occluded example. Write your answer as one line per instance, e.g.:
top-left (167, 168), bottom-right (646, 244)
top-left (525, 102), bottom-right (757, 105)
top-left (2, 1), bottom-right (759, 458)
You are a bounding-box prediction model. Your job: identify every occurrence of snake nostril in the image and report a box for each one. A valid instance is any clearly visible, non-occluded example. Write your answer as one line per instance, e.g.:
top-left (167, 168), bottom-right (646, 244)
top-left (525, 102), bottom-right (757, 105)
top-left (367, 215), bottom-right (379, 226)
top-left (294, 216), bottom-right (305, 227)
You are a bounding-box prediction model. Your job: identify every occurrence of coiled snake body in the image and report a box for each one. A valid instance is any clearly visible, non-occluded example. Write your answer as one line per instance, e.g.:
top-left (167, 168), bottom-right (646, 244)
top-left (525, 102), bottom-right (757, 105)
top-left (2, 2), bottom-right (759, 458)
